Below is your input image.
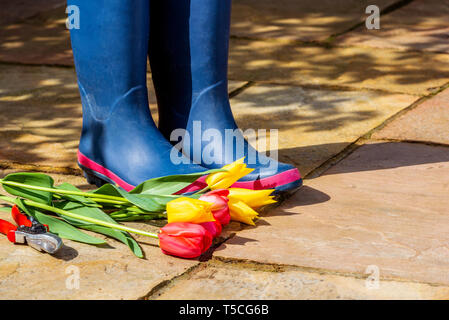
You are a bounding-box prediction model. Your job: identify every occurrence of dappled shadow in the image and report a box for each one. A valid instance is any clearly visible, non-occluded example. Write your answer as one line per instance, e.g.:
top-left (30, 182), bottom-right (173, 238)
top-left (1, 0), bottom-right (447, 96)
top-left (0, 5), bottom-right (73, 65)
top-left (0, 0), bottom-right (403, 66)
top-left (0, 0), bottom-right (65, 26)
top-left (0, 64), bottom-right (159, 168)
top-left (231, 84), bottom-right (383, 133)
top-left (0, 64), bottom-right (82, 167)
top-left (230, 0), bottom-right (400, 41)
top-left (337, 0), bottom-right (449, 54)
top-left (228, 38), bottom-right (449, 95)
top-left (227, 1), bottom-right (449, 94)
top-left (0, 0), bottom-right (446, 172)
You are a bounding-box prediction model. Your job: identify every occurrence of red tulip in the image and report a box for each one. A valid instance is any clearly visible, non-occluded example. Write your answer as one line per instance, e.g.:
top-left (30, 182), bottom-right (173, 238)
top-left (200, 220), bottom-right (222, 238)
top-left (158, 222), bottom-right (213, 258)
top-left (199, 189), bottom-right (231, 225)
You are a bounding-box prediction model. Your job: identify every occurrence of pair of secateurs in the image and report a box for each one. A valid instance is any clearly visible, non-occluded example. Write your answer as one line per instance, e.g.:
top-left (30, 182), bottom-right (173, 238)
top-left (0, 205), bottom-right (62, 254)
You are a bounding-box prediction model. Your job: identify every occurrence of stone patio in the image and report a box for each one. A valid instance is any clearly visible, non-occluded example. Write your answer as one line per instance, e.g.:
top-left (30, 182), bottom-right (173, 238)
top-left (0, 0), bottom-right (448, 299)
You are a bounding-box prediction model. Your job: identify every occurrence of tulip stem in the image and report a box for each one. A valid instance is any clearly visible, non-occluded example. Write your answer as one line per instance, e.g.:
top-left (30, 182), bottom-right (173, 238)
top-left (0, 179), bottom-right (130, 204)
top-left (0, 195), bottom-right (159, 239)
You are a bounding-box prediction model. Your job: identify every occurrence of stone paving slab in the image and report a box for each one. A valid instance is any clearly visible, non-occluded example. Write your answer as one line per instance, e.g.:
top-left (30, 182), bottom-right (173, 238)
top-left (3, 4), bottom-right (448, 97)
top-left (231, 0), bottom-right (398, 41)
top-left (229, 39), bottom-right (449, 96)
top-left (0, 64), bottom-right (84, 169)
top-left (337, 0), bottom-right (449, 54)
top-left (0, 63), bottom-right (416, 176)
top-left (0, 0), bottom-right (65, 26)
top-left (215, 142), bottom-right (449, 286)
top-left (0, 170), bottom-right (198, 299)
top-left (230, 83), bottom-right (416, 176)
top-left (0, 6), bottom-right (73, 66)
top-left (155, 262), bottom-right (449, 300)
top-left (0, 64), bottom-right (245, 169)
top-left (0, 0), bottom-right (399, 65)
top-left (372, 88), bottom-right (449, 145)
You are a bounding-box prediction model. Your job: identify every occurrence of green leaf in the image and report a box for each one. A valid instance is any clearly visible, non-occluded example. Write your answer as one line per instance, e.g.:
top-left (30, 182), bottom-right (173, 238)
top-left (2, 172), bottom-right (54, 204)
top-left (56, 183), bottom-right (98, 206)
top-left (54, 200), bottom-right (143, 258)
top-left (93, 184), bottom-right (172, 212)
top-left (16, 199), bottom-right (105, 245)
top-left (35, 212), bottom-right (106, 245)
top-left (130, 169), bottom-right (224, 195)
top-left (81, 225), bottom-right (143, 258)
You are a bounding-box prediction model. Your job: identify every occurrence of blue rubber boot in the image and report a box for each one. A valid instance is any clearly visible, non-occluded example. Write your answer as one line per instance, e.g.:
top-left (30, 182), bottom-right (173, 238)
top-left (148, 0), bottom-right (302, 193)
top-left (68, 0), bottom-right (207, 192)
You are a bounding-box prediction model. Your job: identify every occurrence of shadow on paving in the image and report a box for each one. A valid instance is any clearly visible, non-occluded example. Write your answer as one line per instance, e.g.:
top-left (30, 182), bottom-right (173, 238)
top-left (232, 85), bottom-right (381, 132)
top-left (217, 141), bottom-right (449, 264)
top-left (0, 63), bottom-right (392, 177)
top-left (0, 5), bottom-right (73, 66)
top-left (230, 0), bottom-right (403, 41)
top-left (0, 0), bottom-right (65, 26)
top-left (0, 66), bottom-right (81, 167)
top-left (1, 1), bottom-right (448, 96)
top-left (228, 39), bottom-right (449, 95)
top-left (337, 0), bottom-right (449, 54)
top-left (320, 141), bottom-right (449, 176)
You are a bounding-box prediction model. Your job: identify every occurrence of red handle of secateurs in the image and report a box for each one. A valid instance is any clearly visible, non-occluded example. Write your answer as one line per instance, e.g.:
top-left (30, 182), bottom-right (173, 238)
top-left (0, 219), bottom-right (17, 243)
top-left (11, 205), bottom-right (49, 231)
top-left (0, 206), bottom-right (50, 244)
top-left (11, 205), bottom-right (32, 227)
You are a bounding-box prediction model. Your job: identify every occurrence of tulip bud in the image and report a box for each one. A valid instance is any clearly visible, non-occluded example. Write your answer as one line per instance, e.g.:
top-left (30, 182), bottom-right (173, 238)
top-left (206, 158), bottom-right (254, 190)
top-left (228, 199), bottom-right (259, 226)
top-left (158, 222), bottom-right (213, 258)
top-left (228, 188), bottom-right (276, 209)
top-left (199, 189), bottom-right (231, 225)
top-left (166, 197), bottom-right (215, 224)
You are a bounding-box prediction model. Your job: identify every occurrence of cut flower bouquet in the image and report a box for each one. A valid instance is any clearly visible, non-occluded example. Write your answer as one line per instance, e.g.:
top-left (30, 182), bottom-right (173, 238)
top-left (0, 158), bottom-right (276, 259)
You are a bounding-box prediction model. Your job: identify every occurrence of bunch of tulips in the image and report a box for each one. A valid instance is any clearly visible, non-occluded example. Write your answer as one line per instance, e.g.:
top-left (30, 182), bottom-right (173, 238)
top-left (159, 158), bottom-right (276, 258)
top-left (160, 187), bottom-right (276, 258)
top-left (0, 158), bottom-right (276, 259)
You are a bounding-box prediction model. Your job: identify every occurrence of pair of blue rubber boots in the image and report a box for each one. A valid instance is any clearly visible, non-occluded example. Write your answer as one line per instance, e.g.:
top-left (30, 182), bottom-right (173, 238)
top-left (69, 0), bottom-right (302, 194)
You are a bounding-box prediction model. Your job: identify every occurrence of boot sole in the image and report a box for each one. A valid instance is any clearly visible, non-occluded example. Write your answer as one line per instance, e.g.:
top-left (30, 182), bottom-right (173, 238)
top-left (80, 164), bottom-right (114, 188)
top-left (231, 168), bottom-right (303, 193)
top-left (78, 151), bottom-right (207, 193)
top-left (79, 150), bottom-right (303, 196)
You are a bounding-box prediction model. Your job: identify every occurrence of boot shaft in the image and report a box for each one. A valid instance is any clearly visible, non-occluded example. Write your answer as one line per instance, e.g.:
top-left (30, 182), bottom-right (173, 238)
top-left (149, 0), bottom-right (233, 137)
top-left (69, 0), bottom-right (150, 120)
top-left (149, 0), bottom-right (231, 93)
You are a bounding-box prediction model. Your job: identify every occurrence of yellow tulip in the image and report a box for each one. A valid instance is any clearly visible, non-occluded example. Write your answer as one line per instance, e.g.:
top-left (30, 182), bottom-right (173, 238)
top-left (228, 188), bottom-right (276, 208)
top-left (228, 199), bottom-right (259, 226)
top-left (206, 158), bottom-right (254, 190)
top-left (166, 197), bottom-right (215, 224)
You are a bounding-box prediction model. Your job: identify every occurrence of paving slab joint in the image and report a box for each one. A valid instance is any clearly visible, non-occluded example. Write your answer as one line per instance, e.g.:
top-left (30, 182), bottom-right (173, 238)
top-left (142, 263), bottom-right (208, 300)
top-left (326, 0), bottom-right (415, 44)
top-left (372, 138), bottom-right (449, 148)
top-left (141, 228), bottom-right (243, 299)
top-left (229, 35), bottom-right (334, 49)
top-left (211, 256), bottom-right (449, 288)
top-left (0, 60), bottom-right (75, 69)
top-left (228, 81), bottom-right (254, 98)
top-left (307, 80), bottom-right (449, 179)
top-left (0, 161), bottom-right (82, 176)
top-left (367, 81), bottom-right (449, 141)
